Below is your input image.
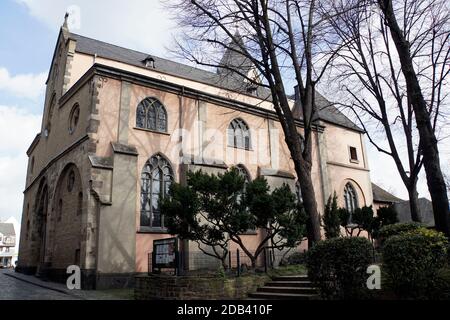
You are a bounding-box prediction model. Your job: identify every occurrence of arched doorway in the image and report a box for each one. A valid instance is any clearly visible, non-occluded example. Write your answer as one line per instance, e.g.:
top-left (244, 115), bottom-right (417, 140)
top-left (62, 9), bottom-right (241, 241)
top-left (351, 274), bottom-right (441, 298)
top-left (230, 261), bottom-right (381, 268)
top-left (33, 180), bottom-right (49, 274)
top-left (50, 164), bottom-right (83, 270)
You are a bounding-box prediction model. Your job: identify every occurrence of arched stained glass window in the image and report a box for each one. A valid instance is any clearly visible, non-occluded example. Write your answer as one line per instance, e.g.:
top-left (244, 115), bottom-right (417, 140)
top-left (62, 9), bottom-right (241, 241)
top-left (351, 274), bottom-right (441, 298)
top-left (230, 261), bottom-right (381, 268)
top-left (136, 97), bottom-right (167, 132)
top-left (136, 103), bottom-right (146, 128)
top-left (157, 107), bottom-right (167, 132)
top-left (235, 164), bottom-right (251, 205)
top-left (344, 183), bottom-right (358, 214)
top-left (236, 164), bottom-right (251, 183)
top-left (147, 104), bottom-right (156, 129)
top-left (228, 118), bottom-right (251, 150)
top-left (140, 154), bottom-right (174, 228)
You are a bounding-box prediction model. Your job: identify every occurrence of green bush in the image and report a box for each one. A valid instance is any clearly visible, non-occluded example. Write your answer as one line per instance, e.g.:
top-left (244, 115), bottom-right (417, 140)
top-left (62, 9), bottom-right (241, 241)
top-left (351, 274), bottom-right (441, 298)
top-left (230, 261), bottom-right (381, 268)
top-left (382, 228), bottom-right (448, 298)
top-left (306, 237), bottom-right (373, 299)
top-left (378, 222), bottom-right (422, 243)
top-left (371, 206), bottom-right (398, 239)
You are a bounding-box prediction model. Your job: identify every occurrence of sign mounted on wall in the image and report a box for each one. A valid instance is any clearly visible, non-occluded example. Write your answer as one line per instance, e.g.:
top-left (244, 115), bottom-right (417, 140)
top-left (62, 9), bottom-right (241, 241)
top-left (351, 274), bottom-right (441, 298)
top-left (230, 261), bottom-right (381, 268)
top-left (152, 237), bottom-right (178, 273)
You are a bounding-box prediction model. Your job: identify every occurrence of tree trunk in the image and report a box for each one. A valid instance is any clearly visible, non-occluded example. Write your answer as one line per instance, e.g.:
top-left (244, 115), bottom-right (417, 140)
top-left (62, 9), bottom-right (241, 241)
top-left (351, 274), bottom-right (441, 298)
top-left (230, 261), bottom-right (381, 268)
top-left (294, 157), bottom-right (322, 247)
top-left (221, 257), bottom-right (228, 271)
top-left (256, 1), bottom-right (322, 247)
top-left (379, 0), bottom-right (450, 237)
top-left (407, 186), bottom-right (421, 223)
top-left (250, 258), bottom-right (256, 270)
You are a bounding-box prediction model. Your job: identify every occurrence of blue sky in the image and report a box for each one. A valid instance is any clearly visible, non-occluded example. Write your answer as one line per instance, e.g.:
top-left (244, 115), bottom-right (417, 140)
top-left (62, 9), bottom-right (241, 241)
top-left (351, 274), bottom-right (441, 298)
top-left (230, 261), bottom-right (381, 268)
top-left (0, 1), bottom-right (55, 74)
top-left (0, 0), bottom-right (448, 226)
top-left (0, 1), bottom-right (51, 112)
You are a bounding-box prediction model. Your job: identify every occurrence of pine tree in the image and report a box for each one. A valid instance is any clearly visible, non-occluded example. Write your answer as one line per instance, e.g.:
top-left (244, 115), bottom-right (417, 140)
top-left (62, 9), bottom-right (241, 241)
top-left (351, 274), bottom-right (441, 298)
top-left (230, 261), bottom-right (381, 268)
top-left (323, 192), bottom-right (341, 239)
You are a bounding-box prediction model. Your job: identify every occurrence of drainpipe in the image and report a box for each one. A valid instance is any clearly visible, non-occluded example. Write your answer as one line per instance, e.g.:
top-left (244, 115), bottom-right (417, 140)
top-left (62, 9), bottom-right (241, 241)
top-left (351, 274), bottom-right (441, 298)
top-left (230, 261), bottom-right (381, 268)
top-left (315, 125), bottom-right (329, 208)
top-left (178, 87), bottom-right (189, 273)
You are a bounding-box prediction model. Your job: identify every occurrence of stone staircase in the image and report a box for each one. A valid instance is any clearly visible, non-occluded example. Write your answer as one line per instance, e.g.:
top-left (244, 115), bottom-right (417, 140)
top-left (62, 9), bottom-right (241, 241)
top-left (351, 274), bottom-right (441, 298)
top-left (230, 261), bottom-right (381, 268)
top-left (248, 275), bottom-right (319, 300)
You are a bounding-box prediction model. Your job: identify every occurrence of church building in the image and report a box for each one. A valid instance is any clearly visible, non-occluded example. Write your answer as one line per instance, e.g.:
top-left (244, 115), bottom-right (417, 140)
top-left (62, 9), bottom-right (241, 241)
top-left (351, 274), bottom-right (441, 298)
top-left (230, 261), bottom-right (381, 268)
top-left (17, 18), bottom-right (374, 289)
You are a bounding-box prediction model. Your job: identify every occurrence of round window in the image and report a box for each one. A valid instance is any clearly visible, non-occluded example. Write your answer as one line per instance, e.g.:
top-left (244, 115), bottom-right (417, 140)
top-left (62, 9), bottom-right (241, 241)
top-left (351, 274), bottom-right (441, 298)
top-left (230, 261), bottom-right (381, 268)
top-left (69, 104), bottom-right (80, 134)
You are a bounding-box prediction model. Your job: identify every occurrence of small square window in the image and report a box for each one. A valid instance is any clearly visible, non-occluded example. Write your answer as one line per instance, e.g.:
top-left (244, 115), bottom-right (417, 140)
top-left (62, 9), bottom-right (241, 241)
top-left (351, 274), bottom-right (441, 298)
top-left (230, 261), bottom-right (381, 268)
top-left (349, 146), bottom-right (358, 162)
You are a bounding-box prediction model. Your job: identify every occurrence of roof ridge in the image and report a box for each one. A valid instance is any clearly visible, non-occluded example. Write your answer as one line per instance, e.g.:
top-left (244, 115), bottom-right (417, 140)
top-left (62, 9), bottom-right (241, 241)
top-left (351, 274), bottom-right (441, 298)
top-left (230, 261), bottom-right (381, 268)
top-left (69, 32), bottom-right (218, 78)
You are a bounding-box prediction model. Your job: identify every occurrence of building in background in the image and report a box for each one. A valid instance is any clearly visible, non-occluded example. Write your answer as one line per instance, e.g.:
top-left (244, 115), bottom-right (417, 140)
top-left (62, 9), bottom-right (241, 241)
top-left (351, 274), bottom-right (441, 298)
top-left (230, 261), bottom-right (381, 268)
top-left (0, 222), bottom-right (16, 268)
top-left (371, 183), bottom-right (402, 212)
top-left (394, 198), bottom-right (435, 227)
top-left (371, 183), bottom-right (435, 227)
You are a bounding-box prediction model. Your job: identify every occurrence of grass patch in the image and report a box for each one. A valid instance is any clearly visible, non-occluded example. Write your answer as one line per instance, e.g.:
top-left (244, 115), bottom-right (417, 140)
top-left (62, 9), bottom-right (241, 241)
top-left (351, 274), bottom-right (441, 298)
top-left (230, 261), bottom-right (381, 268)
top-left (267, 264), bottom-right (307, 277)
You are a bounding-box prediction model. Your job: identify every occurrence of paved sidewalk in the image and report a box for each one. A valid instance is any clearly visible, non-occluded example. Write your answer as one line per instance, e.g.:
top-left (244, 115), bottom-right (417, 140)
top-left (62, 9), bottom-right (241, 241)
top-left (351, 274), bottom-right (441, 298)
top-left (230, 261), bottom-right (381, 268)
top-left (4, 270), bottom-right (133, 300)
top-left (0, 269), bottom-right (77, 300)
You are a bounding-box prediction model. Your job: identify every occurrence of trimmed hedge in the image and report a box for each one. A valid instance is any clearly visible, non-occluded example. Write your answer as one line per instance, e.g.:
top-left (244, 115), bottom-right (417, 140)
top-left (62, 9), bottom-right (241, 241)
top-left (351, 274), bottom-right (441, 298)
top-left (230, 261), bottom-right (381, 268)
top-left (378, 222), bottom-right (422, 243)
top-left (382, 228), bottom-right (448, 298)
top-left (306, 237), bottom-right (373, 299)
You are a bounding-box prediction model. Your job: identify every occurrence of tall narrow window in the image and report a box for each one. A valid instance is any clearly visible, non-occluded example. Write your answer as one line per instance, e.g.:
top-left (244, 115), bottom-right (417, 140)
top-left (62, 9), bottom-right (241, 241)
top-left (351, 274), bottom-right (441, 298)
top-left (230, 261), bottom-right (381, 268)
top-left (136, 98), bottom-right (167, 132)
top-left (295, 181), bottom-right (303, 203)
top-left (136, 103), bottom-right (146, 128)
top-left (236, 165), bottom-right (255, 234)
top-left (57, 199), bottom-right (63, 222)
top-left (235, 164), bottom-right (251, 206)
top-left (228, 118), bottom-right (251, 150)
top-left (349, 146), bottom-right (358, 162)
top-left (77, 192), bottom-right (83, 216)
top-left (45, 92), bottom-right (56, 137)
top-left (67, 170), bottom-right (75, 192)
top-left (140, 154), bottom-right (174, 228)
top-left (26, 220), bottom-right (30, 240)
top-left (344, 183), bottom-right (358, 215)
top-left (69, 104), bottom-right (80, 134)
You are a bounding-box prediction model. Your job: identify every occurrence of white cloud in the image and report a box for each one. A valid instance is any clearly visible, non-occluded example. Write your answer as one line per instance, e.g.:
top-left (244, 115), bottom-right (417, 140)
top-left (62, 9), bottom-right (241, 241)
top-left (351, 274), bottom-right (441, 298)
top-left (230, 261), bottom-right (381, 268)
top-left (0, 105), bottom-right (41, 222)
top-left (15, 0), bottom-right (176, 57)
top-left (0, 105), bottom-right (42, 155)
top-left (367, 138), bottom-right (450, 201)
top-left (0, 67), bottom-right (46, 100)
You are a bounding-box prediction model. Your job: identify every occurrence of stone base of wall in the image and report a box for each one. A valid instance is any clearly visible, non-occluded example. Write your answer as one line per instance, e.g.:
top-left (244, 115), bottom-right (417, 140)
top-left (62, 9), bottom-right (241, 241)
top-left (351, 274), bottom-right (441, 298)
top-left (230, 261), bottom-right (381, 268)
top-left (135, 274), bottom-right (270, 300)
top-left (15, 267), bottom-right (134, 290)
top-left (15, 266), bottom-right (37, 275)
top-left (96, 273), bottom-right (135, 290)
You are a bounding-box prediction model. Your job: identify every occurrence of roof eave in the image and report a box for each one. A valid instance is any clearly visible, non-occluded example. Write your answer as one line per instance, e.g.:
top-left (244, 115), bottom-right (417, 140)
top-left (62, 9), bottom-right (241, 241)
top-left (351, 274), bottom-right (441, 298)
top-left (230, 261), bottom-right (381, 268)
top-left (26, 133), bottom-right (41, 156)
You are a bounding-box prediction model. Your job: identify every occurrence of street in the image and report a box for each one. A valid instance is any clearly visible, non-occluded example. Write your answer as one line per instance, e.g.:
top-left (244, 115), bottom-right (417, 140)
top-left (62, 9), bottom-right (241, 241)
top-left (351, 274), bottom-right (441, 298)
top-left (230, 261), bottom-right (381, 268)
top-left (0, 269), bottom-right (78, 300)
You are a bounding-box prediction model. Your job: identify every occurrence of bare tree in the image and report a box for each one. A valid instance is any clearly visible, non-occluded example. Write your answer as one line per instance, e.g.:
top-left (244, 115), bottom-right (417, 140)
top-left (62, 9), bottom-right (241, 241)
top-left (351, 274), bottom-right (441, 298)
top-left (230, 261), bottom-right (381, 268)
top-left (376, 0), bottom-right (450, 236)
top-left (323, 1), bottom-right (422, 221)
top-left (165, 0), bottom-right (345, 245)
top-left (324, 0), bottom-right (449, 230)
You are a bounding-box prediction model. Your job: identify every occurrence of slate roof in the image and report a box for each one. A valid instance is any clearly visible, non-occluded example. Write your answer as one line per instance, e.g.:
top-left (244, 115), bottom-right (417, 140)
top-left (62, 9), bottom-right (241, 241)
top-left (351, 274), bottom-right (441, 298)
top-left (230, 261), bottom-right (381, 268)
top-left (315, 93), bottom-right (363, 131)
top-left (69, 32), bottom-right (363, 132)
top-left (0, 223), bottom-right (15, 237)
top-left (394, 198), bottom-right (435, 227)
top-left (70, 32), bottom-right (270, 98)
top-left (372, 183), bottom-right (402, 203)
